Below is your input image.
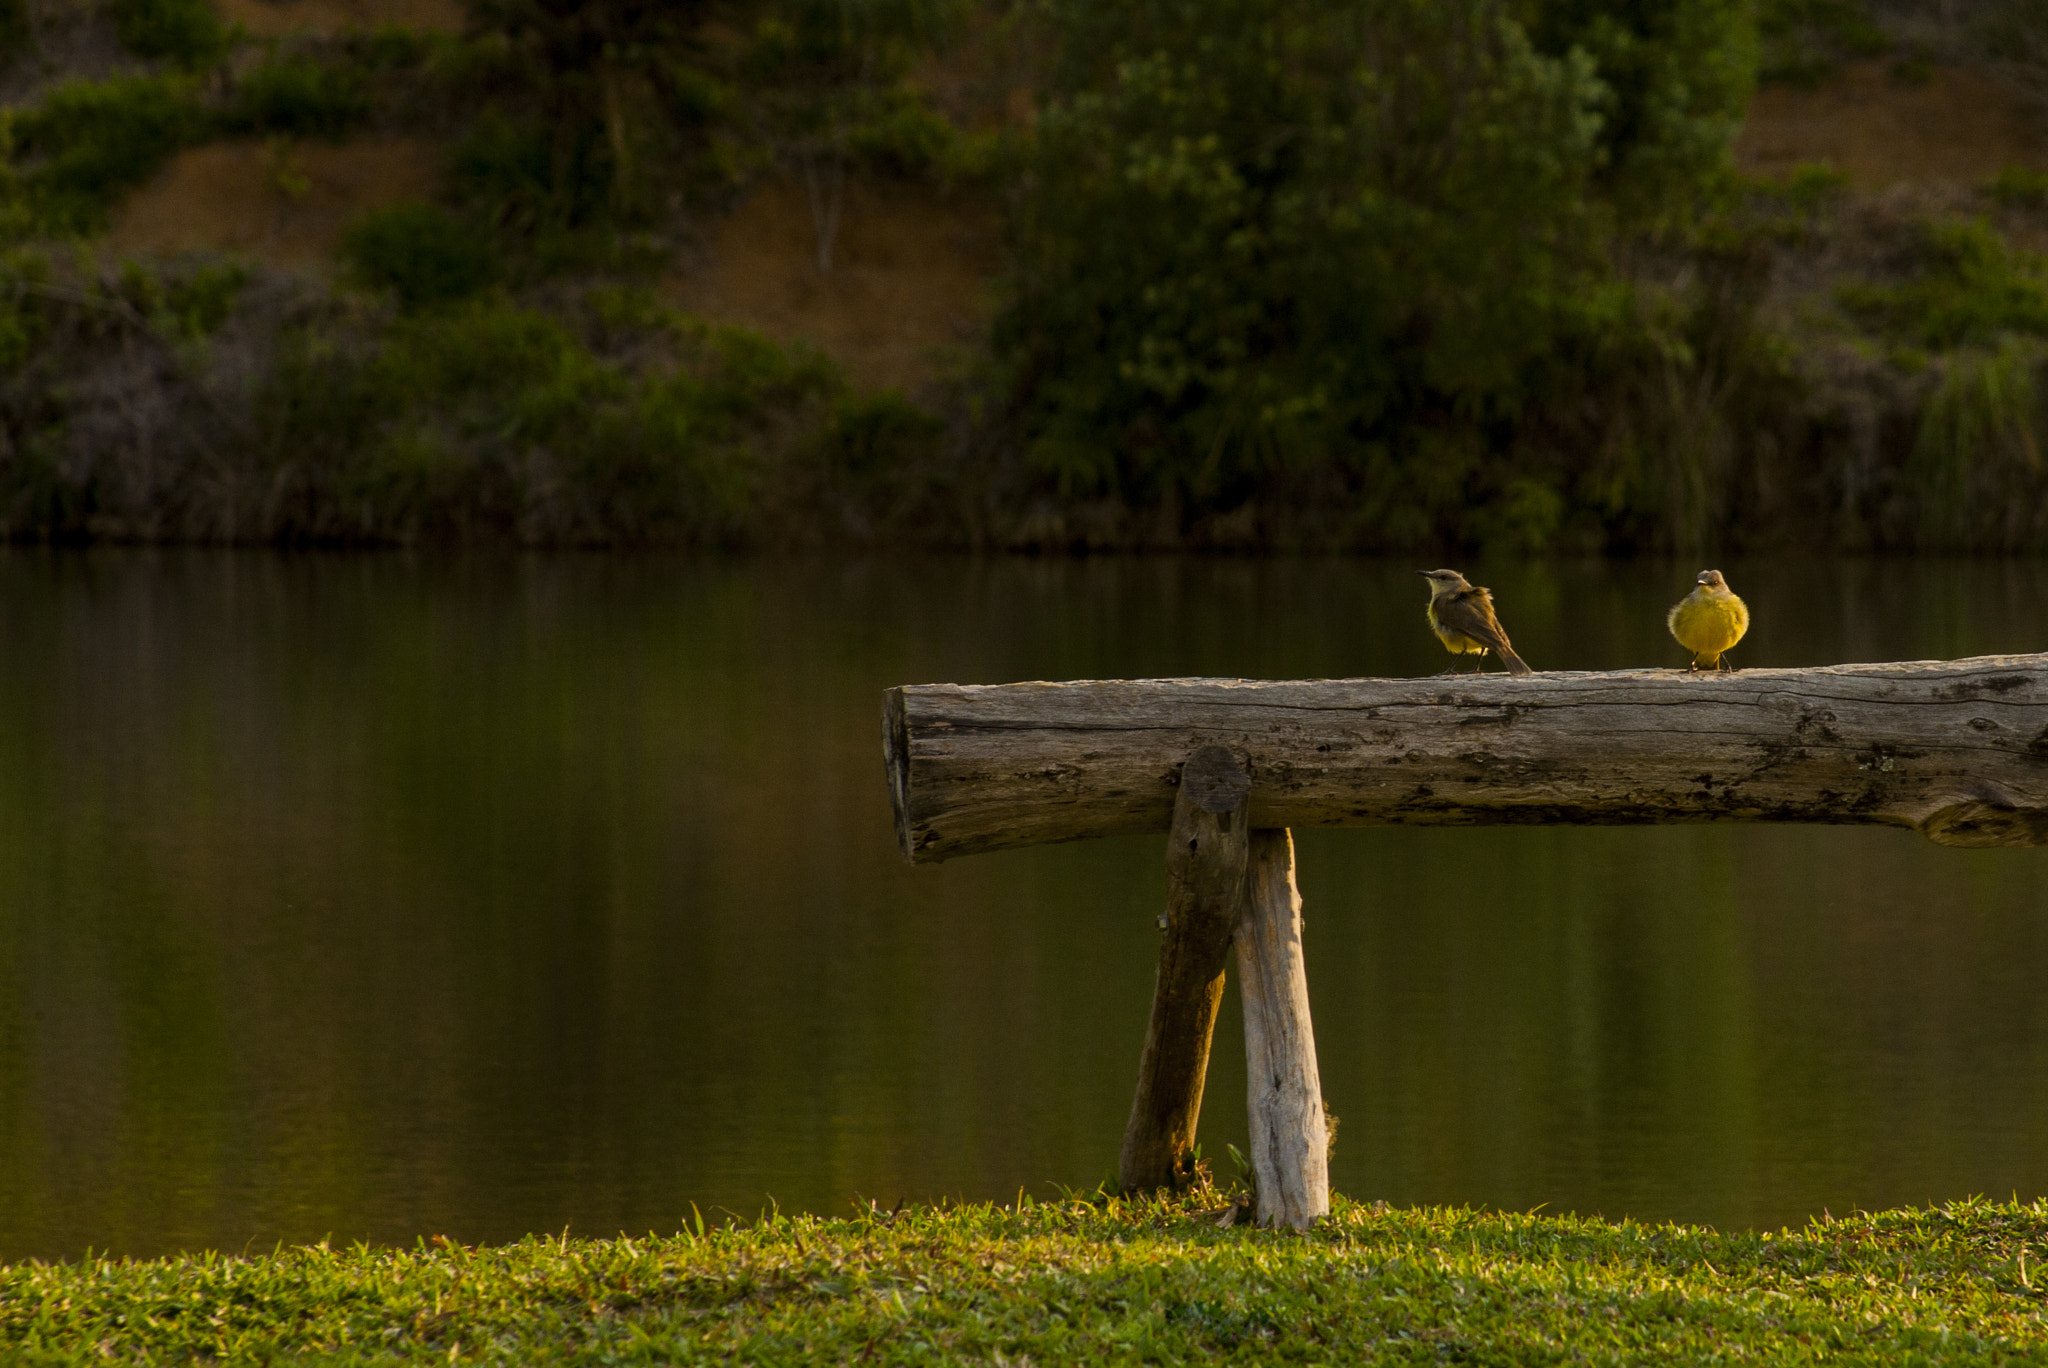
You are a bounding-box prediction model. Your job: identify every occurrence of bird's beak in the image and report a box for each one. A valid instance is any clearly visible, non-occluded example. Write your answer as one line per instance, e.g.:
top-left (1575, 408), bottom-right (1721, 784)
top-left (1417, 570), bottom-right (1431, 578)
top-left (1696, 573), bottom-right (1712, 585)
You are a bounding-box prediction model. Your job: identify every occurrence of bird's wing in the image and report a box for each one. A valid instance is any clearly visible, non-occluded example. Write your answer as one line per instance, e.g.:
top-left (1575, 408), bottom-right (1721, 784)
top-left (1439, 588), bottom-right (1516, 654)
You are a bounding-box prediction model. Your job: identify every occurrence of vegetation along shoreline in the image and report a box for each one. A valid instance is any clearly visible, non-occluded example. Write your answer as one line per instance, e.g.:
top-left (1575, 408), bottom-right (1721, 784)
top-left (0, 0), bottom-right (2044, 551)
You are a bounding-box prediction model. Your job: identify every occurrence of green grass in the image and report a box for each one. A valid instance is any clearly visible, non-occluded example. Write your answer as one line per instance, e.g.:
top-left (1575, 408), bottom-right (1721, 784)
top-left (7, 1193), bottom-right (2048, 1363)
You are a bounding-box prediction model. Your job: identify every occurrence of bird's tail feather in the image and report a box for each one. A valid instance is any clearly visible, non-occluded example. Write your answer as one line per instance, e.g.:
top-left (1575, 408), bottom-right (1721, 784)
top-left (1497, 647), bottom-right (1533, 675)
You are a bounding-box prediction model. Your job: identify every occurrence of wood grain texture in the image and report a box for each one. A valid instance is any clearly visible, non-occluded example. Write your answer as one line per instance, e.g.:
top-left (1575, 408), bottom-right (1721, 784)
top-left (1236, 829), bottom-right (1328, 1230)
top-left (1118, 747), bottom-right (1251, 1194)
top-left (882, 657), bottom-right (2048, 862)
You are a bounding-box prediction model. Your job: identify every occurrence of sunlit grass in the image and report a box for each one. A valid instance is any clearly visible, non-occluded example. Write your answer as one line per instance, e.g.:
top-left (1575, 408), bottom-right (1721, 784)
top-left (6, 1193), bottom-right (2048, 1363)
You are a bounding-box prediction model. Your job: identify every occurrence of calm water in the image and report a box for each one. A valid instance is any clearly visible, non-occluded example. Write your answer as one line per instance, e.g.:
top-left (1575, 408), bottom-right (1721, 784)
top-left (3, 552), bottom-right (2048, 1260)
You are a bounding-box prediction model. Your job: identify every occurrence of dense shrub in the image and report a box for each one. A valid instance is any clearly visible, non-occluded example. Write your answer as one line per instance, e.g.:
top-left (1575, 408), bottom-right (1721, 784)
top-left (342, 204), bottom-right (500, 309)
top-left (995, 0), bottom-right (1936, 552)
top-left (1905, 337), bottom-right (2045, 549)
top-left (1002, 0), bottom-right (1706, 528)
top-left (1839, 220), bottom-right (2048, 350)
top-left (0, 255), bottom-right (847, 546)
top-left (226, 51), bottom-right (374, 139)
top-left (847, 90), bottom-right (958, 177)
top-left (112, 259), bottom-right (248, 340)
top-left (448, 109), bottom-right (594, 235)
top-left (1987, 166), bottom-right (2048, 211)
top-left (1756, 0), bottom-right (1888, 87)
top-left (1530, 0), bottom-right (1756, 226)
top-left (456, 0), bottom-right (714, 228)
top-left (798, 390), bottom-right (951, 536)
top-left (249, 298), bottom-right (839, 542)
top-left (108, 0), bottom-right (230, 68)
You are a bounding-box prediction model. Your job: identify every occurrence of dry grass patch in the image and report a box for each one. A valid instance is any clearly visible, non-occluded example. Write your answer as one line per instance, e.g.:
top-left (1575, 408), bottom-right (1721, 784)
top-left (211, 0), bottom-right (462, 39)
top-left (1737, 59), bottom-right (2048, 186)
top-left (103, 135), bottom-right (441, 267)
top-left (667, 174), bottom-right (1002, 395)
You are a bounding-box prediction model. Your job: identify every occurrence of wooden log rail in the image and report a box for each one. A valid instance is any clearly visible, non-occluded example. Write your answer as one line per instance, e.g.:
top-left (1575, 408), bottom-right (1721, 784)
top-left (881, 657), bottom-right (2048, 1226)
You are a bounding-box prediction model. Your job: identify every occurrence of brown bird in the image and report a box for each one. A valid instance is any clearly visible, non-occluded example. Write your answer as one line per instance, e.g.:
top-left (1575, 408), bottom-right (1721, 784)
top-left (1420, 569), bottom-right (1533, 675)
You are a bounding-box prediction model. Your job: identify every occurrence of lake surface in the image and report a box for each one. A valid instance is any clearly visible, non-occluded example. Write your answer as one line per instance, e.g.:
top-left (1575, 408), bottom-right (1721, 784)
top-left (3, 552), bottom-right (2048, 1260)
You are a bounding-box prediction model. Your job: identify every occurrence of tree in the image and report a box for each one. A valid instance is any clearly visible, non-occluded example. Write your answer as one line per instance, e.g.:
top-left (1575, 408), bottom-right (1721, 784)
top-left (997, 0), bottom-right (1757, 541)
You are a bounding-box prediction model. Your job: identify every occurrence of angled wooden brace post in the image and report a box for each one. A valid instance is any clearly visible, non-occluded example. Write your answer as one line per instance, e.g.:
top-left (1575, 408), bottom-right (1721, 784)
top-left (1111, 747), bottom-right (1328, 1227)
top-left (884, 657), bottom-right (2048, 1229)
top-left (1117, 745), bottom-right (1250, 1196)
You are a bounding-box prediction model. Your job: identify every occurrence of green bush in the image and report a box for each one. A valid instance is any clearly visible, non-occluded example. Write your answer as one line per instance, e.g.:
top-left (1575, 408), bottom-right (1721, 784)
top-left (1784, 161), bottom-right (1851, 210)
top-left (448, 112), bottom-right (580, 232)
top-left (1906, 337), bottom-right (2045, 548)
top-left (848, 90), bottom-right (957, 177)
top-left (8, 76), bottom-right (206, 235)
top-left (342, 203), bottom-right (500, 310)
top-left (0, 249), bottom-right (52, 372)
top-left (1529, 0), bottom-right (1757, 226)
top-left (456, 1), bottom-right (713, 232)
top-left (1003, 0), bottom-right (1630, 515)
top-left (803, 390), bottom-right (948, 532)
top-left (108, 0), bottom-right (230, 68)
top-left (226, 52), bottom-right (373, 140)
top-left (995, 0), bottom-right (1763, 546)
top-left (341, 25), bottom-right (434, 71)
top-left (1838, 220), bottom-right (2048, 350)
top-left (250, 299), bottom-right (838, 543)
top-left (161, 262), bottom-right (248, 340)
top-left (1987, 166), bottom-right (2048, 211)
top-left (813, 391), bottom-right (944, 480)
top-left (98, 259), bottom-right (246, 349)
top-left (1757, 0), bottom-right (1889, 88)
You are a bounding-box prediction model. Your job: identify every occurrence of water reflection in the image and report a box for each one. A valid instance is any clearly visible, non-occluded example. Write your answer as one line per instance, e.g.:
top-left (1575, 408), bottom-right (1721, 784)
top-left (1, 552), bottom-right (2046, 1259)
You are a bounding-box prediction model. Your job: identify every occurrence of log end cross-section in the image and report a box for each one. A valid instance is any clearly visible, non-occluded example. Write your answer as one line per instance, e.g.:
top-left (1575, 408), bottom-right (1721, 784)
top-left (882, 656), bottom-right (2048, 862)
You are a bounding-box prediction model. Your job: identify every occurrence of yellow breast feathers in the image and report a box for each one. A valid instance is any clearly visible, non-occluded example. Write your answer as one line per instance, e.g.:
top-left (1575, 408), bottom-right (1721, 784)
top-left (1667, 571), bottom-right (1750, 671)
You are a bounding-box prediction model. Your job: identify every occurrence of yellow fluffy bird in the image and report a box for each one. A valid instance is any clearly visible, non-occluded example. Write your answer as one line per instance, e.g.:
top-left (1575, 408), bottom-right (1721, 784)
top-left (1666, 569), bottom-right (1750, 671)
top-left (1419, 569), bottom-right (1533, 675)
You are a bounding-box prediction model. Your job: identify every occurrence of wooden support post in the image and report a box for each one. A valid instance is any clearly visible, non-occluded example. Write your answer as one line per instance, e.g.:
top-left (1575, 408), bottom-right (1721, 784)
top-left (1236, 829), bottom-right (1329, 1229)
top-left (1119, 746), bottom-right (1252, 1193)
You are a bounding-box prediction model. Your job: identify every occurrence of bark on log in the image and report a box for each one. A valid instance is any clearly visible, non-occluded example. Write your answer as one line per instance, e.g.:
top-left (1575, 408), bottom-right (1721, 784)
top-left (882, 657), bottom-right (2048, 862)
top-left (1118, 746), bottom-right (1251, 1193)
top-left (1236, 829), bottom-right (1328, 1230)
